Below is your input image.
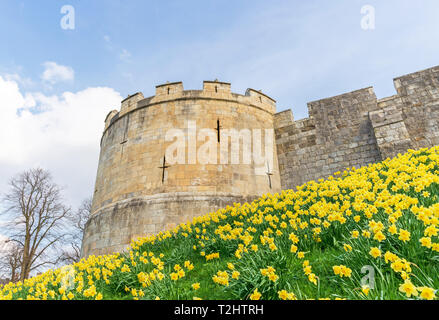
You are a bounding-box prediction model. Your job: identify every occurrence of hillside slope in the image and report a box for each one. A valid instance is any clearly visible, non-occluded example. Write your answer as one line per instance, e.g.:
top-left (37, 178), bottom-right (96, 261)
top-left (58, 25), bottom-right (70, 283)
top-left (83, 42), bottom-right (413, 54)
top-left (1, 147), bottom-right (439, 300)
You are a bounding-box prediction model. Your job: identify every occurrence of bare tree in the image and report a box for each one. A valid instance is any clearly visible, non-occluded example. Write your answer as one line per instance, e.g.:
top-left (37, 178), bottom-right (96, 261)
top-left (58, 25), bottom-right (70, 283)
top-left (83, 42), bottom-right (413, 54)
top-left (61, 197), bottom-right (92, 264)
top-left (0, 239), bottom-right (22, 283)
top-left (1, 168), bottom-right (71, 280)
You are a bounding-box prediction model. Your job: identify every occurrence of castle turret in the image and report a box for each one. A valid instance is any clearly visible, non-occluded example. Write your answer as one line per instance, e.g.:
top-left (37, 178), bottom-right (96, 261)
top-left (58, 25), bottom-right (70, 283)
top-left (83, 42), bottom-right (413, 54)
top-left (82, 81), bottom-right (281, 257)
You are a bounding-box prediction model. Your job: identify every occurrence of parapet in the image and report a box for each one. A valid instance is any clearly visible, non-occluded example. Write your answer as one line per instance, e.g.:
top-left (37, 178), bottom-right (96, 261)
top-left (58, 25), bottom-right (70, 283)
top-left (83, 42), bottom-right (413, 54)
top-left (275, 66), bottom-right (439, 136)
top-left (151, 81), bottom-right (277, 115)
top-left (274, 110), bottom-right (294, 129)
top-left (203, 80), bottom-right (231, 94)
top-left (121, 92), bottom-right (144, 115)
top-left (155, 82), bottom-right (184, 96)
top-left (245, 88), bottom-right (276, 113)
top-left (393, 66), bottom-right (439, 107)
top-left (104, 110), bottom-right (119, 130)
top-left (105, 81), bottom-right (278, 133)
top-left (306, 87), bottom-right (378, 143)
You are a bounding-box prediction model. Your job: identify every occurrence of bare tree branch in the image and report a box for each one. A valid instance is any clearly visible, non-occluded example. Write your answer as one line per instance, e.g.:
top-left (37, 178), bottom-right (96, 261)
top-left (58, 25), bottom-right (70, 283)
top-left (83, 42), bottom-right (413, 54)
top-left (0, 240), bottom-right (22, 283)
top-left (1, 168), bottom-right (71, 280)
top-left (60, 197), bottom-right (92, 264)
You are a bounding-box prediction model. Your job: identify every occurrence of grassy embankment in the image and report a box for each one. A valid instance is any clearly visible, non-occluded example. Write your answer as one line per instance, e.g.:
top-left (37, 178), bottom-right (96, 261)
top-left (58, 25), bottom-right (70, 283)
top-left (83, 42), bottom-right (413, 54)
top-left (1, 147), bottom-right (439, 300)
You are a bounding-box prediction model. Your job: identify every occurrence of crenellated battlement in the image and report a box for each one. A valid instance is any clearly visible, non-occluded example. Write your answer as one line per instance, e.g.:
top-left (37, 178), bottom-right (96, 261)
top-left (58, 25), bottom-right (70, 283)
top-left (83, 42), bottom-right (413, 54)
top-left (275, 66), bottom-right (439, 131)
top-left (121, 92), bottom-right (144, 113)
top-left (106, 80), bottom-right (278, 133)
top-left (155, 81), bottom-right (184, 96)
top-left (203, 80), bottom-right (231, 94)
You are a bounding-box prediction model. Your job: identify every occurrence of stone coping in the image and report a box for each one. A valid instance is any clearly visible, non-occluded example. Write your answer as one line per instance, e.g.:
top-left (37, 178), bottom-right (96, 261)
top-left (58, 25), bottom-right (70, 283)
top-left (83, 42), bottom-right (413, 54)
top-left (155, 81), bottom-right (183, 88)
top-left (121, 92), bottom-right (143, 103)
top-left (308, 87), bottom-right (374, 105)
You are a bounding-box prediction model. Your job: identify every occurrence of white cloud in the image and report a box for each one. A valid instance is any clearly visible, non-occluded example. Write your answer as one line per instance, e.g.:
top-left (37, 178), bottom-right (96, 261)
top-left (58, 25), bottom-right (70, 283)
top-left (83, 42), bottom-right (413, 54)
top-left (0, 75), bottom-right (123, 208)
top-left (2, 73), bottom-right (34, 88)
top-left (120, 49), bottom-right (131, 62)
top-left (41, 61), bottom-right (75, 84)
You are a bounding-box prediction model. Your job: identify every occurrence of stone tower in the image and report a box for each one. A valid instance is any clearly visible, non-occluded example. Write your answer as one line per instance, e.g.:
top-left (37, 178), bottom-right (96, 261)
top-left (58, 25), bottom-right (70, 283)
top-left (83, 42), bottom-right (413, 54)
top-left (82, 81), bottom-right (281, 257)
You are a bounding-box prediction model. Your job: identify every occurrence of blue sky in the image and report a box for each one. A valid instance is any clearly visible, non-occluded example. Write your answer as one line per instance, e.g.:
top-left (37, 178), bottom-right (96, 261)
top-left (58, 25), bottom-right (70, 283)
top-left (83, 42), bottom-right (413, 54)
top-left (1, 0), bottom-right (439, 116)
top-left (0, 0), bottom-right (439, 208)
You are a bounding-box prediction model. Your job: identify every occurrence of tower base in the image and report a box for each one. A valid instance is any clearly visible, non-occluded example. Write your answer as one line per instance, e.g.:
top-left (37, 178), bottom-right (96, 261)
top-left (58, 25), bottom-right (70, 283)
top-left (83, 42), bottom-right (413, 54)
top-left (81, 192), bottom-right (258, 257)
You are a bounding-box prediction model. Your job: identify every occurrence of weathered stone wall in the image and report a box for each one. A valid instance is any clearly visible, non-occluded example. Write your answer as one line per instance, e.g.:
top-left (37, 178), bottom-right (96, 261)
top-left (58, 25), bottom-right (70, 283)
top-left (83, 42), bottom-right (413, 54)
top-left (82, 81), bottom-right (281, 257)
top-left (275, 88), bottom-right (382, 189)
top-left (369, 98), bottom-right (411, 160)
top-left (397, 66), bottom-right (439, 150)
top-left (275, 65), bottom-right (439, 190)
